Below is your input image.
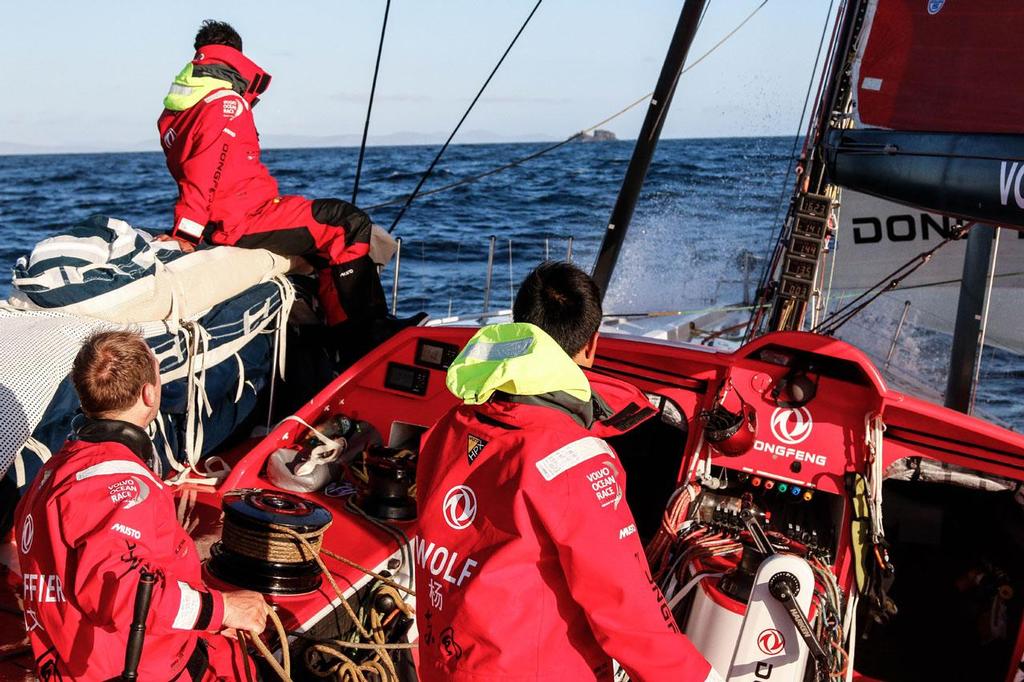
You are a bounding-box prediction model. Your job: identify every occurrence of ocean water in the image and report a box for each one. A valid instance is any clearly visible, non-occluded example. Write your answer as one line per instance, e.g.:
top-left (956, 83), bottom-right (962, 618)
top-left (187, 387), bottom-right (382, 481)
top-left (0, 138), bottom-right (1019, 429)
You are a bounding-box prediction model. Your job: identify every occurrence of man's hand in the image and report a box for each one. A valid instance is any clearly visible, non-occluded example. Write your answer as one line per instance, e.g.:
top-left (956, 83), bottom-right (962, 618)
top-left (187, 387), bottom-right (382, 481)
top-left (221, 590), bottom-right (270, 634)
top-left (153, 233), bottom-right (197, 253)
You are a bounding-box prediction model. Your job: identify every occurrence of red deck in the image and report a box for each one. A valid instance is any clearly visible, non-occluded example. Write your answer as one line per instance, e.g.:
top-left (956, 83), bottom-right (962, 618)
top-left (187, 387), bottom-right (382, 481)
top-left (3, 325), bottom-right (1024, 679)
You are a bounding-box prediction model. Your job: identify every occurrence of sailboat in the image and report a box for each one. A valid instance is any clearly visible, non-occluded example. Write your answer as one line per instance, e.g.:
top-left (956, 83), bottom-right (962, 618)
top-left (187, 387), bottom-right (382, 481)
top-left (2, 0), bottom-right (1024, 680)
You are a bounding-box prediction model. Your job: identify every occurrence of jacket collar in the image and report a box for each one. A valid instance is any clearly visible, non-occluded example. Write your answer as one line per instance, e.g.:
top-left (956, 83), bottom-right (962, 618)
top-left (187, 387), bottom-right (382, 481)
top-left (163, 44), bottom-right (271, 111)
top-left (74, 417), bottom-right (156, 469)
top-left (195, 44), bottom-right (271, 105)
top-left (495, 390), bottom-right (598, 429)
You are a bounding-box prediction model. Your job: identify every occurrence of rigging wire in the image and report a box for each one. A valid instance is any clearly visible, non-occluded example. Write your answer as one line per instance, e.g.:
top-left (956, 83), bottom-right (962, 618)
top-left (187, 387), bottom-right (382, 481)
top-left (759, 0), bottom-right (837, 269)
top-left (352, 0), bottom-right (392, 204)
top-left (813, 232), bottom-right (962, 335)
top-left (367, 0), bottom-right (770, 215)
top-left (887, 270), bottom-right (1024, 292)
top-left (386, 0), bottom-right (544, 234)
top-left (365, 94), bottom-right (649, 211)
top-left (745, 0), bottom-right (838, 342)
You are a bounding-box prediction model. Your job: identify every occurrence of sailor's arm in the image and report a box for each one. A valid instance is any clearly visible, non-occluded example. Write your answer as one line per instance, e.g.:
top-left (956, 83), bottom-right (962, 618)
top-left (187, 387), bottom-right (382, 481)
top-left (527, 436), bottom-right (714, 682)
top-left (56, 471), bottom-right (235, 636)
top-left (170, 93), bottom-right (252, 243)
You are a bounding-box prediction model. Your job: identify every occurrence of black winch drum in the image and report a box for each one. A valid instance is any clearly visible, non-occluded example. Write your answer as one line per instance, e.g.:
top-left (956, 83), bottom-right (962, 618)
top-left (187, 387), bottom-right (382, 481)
top-left (354, 447), bottom-right (418, 521)
top-left (207, 489), bottom-right (333, 595)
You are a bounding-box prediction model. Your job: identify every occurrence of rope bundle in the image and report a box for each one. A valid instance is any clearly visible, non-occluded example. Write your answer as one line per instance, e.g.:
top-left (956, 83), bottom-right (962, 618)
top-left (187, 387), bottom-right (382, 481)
top-left (221, 518), bottom-right (329, 564)
top-left (236, 521), bottom-right (416, 682)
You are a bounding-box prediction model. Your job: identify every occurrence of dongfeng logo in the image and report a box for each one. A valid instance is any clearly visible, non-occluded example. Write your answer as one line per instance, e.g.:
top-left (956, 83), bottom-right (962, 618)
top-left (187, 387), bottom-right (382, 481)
top-left (770, 407), bottom-right (813, 445)
top-left (927, 0), bottom-right (944, 14)
top-left (20, 514), bottom-right (34, 554)
top-left (442, 485), bottom-right (477, 530)
top-left (757, 628), bottom-right (786, 656)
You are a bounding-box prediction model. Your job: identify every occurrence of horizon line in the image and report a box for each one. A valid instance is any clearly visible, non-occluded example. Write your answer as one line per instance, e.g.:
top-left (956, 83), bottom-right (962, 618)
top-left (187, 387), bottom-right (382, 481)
top-left (0, 133), bottom-right (802, 158)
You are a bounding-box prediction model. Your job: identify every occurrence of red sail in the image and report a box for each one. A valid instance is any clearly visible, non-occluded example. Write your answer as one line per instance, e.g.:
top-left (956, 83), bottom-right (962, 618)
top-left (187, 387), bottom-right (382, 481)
top-left (853, 0), bottom-right (1024, 133)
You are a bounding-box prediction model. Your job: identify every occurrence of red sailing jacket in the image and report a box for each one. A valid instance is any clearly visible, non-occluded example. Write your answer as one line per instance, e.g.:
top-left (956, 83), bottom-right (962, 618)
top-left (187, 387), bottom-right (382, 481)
top-left (415, 360), bottom-right (712, 681)
top-left (158, 44), bottom-right (279, 243)
top-left (14, 436), bottom-right (225, 681)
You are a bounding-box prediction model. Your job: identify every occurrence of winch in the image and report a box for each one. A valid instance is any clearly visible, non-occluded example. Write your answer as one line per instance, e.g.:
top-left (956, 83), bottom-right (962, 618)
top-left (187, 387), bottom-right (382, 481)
top-left (351, 445), bottom-right (418, 521)
top-left (207, 489), bottom-right (333, 595)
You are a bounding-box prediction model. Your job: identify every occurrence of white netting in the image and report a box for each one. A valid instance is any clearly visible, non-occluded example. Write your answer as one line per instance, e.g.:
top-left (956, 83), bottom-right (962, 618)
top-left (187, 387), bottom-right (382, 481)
top-left (0, 306), bottom-right (121, 475)
top-left (0, 274), bottom-right (296, 479)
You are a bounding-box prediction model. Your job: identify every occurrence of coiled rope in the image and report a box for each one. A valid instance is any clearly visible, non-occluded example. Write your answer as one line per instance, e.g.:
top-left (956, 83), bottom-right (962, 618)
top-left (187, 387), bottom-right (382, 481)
top-left (227, 518), bottom-right (416, 681)
top-left (221, 520), bottom-right (328, 564)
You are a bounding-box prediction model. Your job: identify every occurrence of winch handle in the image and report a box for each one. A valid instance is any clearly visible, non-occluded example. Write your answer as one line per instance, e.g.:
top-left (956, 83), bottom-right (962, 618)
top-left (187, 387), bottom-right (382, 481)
top-left (768, 571), bottom-right (830, 666)
top-left (120, 571), bottom-right (157, 681)
top-left (740, 507), bottom-right (774, 556)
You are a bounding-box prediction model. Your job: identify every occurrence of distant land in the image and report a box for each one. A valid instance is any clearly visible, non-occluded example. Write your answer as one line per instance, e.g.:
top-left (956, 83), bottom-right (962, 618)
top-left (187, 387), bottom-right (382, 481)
top-left (575, 129), bottom-right (617, 142)
top-left (0, 130), bottom-right (566, 156)
top-left (0, 130), bottom-right (788, 156)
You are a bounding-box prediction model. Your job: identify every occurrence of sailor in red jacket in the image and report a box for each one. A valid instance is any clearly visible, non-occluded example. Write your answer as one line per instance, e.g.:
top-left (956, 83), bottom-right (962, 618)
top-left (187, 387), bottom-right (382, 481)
top-left (14, 331), bottom-right (268, 681)
top-left (415, 262), bottom-right (717, 681)
top-left (157, 20), bottom-right (405, 338)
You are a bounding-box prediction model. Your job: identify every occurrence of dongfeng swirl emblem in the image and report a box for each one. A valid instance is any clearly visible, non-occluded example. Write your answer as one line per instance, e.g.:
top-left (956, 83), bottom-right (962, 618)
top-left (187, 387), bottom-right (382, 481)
top-left (769, 407), bottom-right (813, 445)
top-left (442, 485), bottom-right (478, 530)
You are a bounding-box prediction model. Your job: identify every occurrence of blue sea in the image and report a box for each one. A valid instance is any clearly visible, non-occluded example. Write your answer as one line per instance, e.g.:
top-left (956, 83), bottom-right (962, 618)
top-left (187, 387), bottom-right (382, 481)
top-left (0, 138), bottom-right (1020, 429)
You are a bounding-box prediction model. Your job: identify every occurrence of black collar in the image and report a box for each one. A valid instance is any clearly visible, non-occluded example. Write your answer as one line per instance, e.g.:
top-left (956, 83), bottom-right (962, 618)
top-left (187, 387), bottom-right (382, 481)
top-left (192, 63), bottom-right (249, 97)
top-left (495, 389), bottom-right (598, 429)
top-left (74, 417), bottom-right (156, 469)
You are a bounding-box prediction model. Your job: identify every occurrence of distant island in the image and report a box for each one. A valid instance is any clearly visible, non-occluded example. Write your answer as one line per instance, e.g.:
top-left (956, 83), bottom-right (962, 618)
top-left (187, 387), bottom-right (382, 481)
top-left (575, 129), bottom-right (617, 143)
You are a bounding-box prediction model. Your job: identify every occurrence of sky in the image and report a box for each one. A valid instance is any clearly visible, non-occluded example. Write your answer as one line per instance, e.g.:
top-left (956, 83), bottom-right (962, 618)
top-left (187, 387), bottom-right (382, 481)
top-left (0, 0), bottom-right (836, 153)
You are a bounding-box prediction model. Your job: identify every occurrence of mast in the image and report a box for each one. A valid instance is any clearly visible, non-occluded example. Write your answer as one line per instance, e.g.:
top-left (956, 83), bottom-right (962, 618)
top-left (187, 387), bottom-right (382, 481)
top-left (590, 0), bottom-right (708, 299)
top-left (944, 224), bottom-right (1000, 413)
top-left (754, 0), bottom-right (868, 335)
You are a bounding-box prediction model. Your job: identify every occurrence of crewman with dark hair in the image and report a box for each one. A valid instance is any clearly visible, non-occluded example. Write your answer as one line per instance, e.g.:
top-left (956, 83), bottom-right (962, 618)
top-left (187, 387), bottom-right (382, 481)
top-left (157, 20), bottom-right (421, 351)
top-left (414, 261), bottom-right (717, 681)
top-left (14, 330), bottom-right (267, 681)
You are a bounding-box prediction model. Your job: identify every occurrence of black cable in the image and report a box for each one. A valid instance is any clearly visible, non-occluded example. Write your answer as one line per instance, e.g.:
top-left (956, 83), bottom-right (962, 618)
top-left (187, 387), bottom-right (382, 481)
top-left (814, 235), bottom-right (959, 335)
top-left (387, 0), bottom-right (544, 234)
top-left (761, 0), bottom-right (836, 268)
top-left (345, 498), bottom-right (414, 593)
top-left (890, 270), bottom-right (1024, 292)
top-left (367, 136), bottom-right (574, 211)
top-left (696, 0), bottom-right (713, 31)
top-left (353, 0), bottom-right (392, 204)
top-left (745, 0), bottom-right (837, 342)
top-left (366, 0), bottom-right (768, 215)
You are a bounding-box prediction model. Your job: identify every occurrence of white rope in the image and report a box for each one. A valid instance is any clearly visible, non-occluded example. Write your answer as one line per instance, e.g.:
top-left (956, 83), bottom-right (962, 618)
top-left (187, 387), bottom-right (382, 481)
top-left (820, 189), bottom-right (843, 322)
top-left (170, 276), bottom-right (293, 485)
top-left (270, 276), bottom-right (296, 381)
top-left (233, 352), bottom-right (246, 403)
top-left (667, 571), bottom-right (726, 611)
top-left (150, 416), bottom-right (171, 478)
top-left (279, 415), bottom-right (347, 476)
top-left (15, 437), bottom-right (52, 488)
top-left (183, 322), bottom-right (213, 469)
top-left (864, 413), bottom-right (886, 540)
top-left (843, 591), bottom-right (859, 682)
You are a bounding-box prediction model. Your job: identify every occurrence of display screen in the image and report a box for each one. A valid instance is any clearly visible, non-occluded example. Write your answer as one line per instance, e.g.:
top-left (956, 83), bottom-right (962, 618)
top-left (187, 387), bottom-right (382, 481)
top-left (385, 362), bottom-right (428, 395)
top-left (415, 339), bottom-right (460, 370)
top-left (388, 365), bottom-right (417, 389)
top-left (420, 344), bottom-right (445, 366)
